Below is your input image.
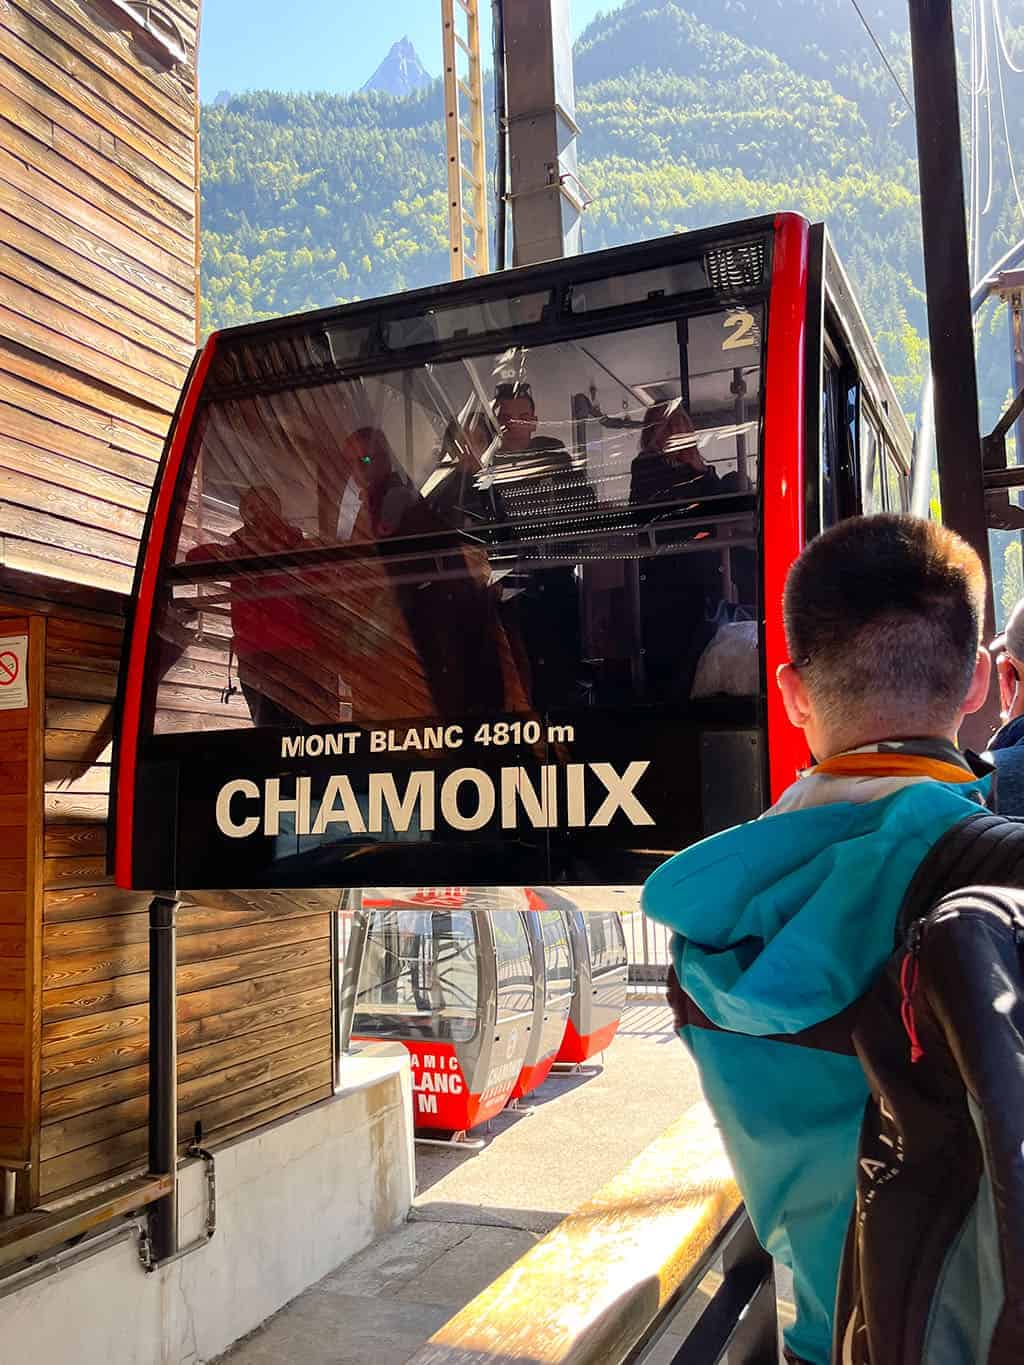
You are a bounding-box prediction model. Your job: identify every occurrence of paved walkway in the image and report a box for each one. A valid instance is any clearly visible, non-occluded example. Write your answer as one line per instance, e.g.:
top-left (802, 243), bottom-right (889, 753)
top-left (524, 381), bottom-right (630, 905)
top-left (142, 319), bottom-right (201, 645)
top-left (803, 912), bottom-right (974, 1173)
top-left (217, 1001), bottom-right (706, 1364)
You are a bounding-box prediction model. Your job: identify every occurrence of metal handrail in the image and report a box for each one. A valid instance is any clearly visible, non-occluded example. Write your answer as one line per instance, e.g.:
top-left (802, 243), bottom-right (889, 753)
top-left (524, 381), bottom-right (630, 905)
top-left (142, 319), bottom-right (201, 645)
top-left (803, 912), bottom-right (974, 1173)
top-left (626, 1209), bottom-right (778, 1365)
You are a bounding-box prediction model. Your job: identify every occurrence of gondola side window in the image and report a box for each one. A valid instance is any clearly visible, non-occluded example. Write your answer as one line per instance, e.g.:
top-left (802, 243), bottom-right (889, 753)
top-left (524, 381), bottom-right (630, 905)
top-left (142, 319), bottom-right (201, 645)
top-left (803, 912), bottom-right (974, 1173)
top-left (883, 440), bottom-right (908, 512)
top-left (354, 909), bottom-right (480, 1042)
top-left (491, 911), bottom-right (534, 1020)
top-left (539, 910), bottom-right (573, 988)
top-left (151, 304), bottom-right (764, 739)
top-left (585, 911), bottom-right (626, 974)
top-left (861, 413), bottom-right (882, 513)
top-left (821, 338), bottom-right (860, 525)
top-left (861, 406), bottom-right (907, 514)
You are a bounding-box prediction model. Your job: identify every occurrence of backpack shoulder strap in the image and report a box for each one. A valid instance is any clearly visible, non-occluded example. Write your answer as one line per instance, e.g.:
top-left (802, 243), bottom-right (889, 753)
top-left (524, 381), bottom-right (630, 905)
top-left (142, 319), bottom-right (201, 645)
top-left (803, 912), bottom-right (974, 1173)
top-left (897, 811), bottom-right (1024, 941)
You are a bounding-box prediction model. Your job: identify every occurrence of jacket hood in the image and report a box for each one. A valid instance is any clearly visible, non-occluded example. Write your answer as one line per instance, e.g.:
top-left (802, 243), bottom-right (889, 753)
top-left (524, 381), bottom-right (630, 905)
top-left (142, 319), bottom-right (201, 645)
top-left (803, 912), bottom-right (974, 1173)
top-left (642, 776), bottom-right (989, 1037)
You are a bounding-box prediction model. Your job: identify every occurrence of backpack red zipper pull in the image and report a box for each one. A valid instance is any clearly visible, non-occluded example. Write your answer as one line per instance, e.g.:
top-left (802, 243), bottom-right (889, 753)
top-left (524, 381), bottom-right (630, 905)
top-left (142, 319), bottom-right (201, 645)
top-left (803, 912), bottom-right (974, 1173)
top-left (900, 923), bottom-right (925, 1064)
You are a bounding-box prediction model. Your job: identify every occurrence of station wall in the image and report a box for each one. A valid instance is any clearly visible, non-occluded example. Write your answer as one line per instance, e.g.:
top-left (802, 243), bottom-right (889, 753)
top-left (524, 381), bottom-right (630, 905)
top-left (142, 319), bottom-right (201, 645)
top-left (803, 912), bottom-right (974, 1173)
top-left (0, 0), bottom-right (200, 591)
top-left (0, 587), bottom-right (338, 1206)
top-left (2, 1052), bottom-right (415, 1365)
top-left (0, 0), bottom-right (359, 1222)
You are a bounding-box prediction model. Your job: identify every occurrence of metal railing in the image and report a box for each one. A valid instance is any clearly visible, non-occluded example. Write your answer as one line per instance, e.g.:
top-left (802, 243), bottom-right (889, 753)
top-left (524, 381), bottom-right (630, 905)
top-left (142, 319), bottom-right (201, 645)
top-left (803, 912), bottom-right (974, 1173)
top-left (621, 907), bottom-right (672, 985)
top-left (627, 1208), bottom-right (778, 1365)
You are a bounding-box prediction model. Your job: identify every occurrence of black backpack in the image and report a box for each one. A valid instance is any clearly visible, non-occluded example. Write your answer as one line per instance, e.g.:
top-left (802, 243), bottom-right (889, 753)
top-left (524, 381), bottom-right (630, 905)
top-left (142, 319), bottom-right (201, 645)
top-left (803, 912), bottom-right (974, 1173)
top-left (833, 813), bottom-right (1024, 1365)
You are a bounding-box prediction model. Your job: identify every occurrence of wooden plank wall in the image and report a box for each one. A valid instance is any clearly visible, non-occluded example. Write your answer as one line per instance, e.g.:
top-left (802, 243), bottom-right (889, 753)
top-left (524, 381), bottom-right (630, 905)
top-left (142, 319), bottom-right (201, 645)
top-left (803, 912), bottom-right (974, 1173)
top-left (37, 608), bottom-right (336, 1199)
top-left (0, 613), bottom-right (43, 1171)
top-left (0, 586), bottom-right (336, 1204)
top-left (0, 0), bottom-right (200, 593)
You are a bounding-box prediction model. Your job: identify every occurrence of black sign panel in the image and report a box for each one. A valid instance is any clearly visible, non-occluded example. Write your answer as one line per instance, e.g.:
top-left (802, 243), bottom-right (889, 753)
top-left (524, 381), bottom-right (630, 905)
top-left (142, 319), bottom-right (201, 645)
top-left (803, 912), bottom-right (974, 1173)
top-left (134, 703), bottom-right (763, 889)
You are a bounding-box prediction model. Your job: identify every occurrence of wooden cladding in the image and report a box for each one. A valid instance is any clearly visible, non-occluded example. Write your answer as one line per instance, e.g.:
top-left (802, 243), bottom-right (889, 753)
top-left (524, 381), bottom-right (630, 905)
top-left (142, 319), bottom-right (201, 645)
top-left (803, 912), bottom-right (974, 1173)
top-left (39, 892), bottom-right (335, 1197)
top-left (0, 593), bottom-right (336, 1205)
top-left (39, 610), bottom-right (336, 1199)
top-left (0, 0), bottom-right (199, 594)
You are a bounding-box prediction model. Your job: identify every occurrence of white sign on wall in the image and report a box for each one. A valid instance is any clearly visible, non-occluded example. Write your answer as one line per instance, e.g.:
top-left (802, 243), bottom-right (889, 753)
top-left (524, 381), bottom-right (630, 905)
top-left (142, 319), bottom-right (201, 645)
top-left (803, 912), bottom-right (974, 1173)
top-left (0, 636), bottom-right (28, 710)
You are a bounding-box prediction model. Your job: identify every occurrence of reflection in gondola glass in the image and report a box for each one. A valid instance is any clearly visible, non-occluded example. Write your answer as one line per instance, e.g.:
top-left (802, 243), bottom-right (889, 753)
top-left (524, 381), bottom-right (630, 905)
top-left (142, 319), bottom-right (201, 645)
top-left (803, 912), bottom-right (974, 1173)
top-left (154, 307), bottom-right (762, 735)
top-left (354, 907), bottom-right (479, 1043)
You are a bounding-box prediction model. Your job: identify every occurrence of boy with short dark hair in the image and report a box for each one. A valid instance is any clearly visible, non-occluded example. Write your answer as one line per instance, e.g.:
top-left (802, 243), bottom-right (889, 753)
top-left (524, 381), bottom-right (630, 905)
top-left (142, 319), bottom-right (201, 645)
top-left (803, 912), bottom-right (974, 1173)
top-left (644, 515), bottom-right (992, 1365)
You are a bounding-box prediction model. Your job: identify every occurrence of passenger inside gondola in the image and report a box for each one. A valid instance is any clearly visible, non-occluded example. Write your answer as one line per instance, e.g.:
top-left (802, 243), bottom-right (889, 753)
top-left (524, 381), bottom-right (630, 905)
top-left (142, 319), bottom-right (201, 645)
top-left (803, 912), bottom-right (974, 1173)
top-left (491, 381), bottom-right (572, 479)
top-left (423, 411), bottom-right (497, 529)
top-left (339, 426), bottom-right (527, 717)
top-left (487, 380), bottom-right (599, 529)
top-left (628, 398), bottom-right (738, 510)
top-left (626, 402), bottom-right (734, 701)
top-left (476, 383), bottom-right (593, 709)
top-left (186, 485), bottom-right (331, 729)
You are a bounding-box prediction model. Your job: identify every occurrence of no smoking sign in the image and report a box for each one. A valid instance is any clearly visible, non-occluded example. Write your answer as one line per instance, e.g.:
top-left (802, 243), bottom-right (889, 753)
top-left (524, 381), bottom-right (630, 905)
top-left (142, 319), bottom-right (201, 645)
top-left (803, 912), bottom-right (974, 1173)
top-left (0, 636), bottom-right (28, 711)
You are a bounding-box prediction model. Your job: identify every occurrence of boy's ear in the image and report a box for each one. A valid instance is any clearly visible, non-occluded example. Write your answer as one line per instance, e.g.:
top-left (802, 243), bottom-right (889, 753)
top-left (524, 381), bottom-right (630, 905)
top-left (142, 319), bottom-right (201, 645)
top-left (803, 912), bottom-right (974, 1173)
top-left (776, 662), bottom-right (813, 731)
top-left (997, 653), bottom-right (1019, 715)
top-left (960, 646), bottom-right (993, 718)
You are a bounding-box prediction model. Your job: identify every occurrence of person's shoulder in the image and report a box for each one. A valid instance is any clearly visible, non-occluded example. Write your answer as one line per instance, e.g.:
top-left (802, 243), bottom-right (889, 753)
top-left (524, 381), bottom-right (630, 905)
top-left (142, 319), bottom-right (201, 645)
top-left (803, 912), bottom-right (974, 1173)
top-left (531, 436), bottom-right (571, 463)
top-left (686, 467), bottom-right (722, 494)
top-left (990, 714), bottom-right (1024, 751)
top-left (628, 449), bottom-right (668, 485)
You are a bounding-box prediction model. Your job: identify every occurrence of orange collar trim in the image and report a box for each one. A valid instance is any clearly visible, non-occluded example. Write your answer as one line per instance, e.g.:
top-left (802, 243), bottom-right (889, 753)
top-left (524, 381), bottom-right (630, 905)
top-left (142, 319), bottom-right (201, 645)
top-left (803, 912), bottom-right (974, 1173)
top-left (811, 752), bottom-right (977, 785)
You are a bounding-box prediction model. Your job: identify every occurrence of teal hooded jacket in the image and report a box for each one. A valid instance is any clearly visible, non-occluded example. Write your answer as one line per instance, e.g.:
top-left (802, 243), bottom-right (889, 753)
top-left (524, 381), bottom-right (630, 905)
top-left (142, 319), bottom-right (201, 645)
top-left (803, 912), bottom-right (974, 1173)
top-left (642, 766), bottom-right (990, 1365)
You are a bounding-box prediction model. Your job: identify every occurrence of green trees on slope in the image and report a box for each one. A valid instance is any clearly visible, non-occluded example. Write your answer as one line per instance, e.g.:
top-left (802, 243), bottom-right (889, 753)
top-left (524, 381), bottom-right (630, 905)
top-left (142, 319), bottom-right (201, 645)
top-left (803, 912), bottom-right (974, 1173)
top-left (198, 0), bottom-right (1024, 417)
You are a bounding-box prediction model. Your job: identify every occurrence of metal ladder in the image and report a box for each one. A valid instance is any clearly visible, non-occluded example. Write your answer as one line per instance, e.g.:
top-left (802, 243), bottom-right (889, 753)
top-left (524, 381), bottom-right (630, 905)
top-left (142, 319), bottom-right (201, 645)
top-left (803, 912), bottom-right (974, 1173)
top-left (441, 0), bottom-right (490, 279)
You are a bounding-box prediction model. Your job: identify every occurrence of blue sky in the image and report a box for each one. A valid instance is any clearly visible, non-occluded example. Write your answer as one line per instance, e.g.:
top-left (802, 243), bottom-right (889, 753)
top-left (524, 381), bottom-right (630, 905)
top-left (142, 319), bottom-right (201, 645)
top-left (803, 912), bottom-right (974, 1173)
top-left (199, 0), bottom-right (609, 99)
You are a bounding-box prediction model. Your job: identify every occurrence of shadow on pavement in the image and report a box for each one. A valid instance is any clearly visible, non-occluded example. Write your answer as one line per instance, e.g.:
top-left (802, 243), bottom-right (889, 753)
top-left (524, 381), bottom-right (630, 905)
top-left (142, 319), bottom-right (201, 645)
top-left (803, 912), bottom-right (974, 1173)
top-left (409, 1199), bottom-right (561, 1236)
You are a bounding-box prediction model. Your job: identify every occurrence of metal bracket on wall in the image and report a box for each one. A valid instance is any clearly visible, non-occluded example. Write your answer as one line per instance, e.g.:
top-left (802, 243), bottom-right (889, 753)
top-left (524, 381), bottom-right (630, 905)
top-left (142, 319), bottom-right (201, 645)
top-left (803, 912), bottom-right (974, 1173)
top-left (137, 1136), bottom-right (216, 1274)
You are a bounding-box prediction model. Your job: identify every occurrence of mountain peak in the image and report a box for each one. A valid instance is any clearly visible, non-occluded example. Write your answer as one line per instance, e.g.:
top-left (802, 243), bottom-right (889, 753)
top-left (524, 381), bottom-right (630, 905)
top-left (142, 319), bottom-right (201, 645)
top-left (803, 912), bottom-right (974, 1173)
top-left (362, 36), bottom-right (432, 97)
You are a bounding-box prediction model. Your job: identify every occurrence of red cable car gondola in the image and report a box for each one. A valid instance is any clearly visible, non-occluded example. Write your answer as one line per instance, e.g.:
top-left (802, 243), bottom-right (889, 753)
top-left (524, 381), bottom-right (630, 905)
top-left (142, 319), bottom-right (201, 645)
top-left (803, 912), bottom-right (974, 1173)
top-left (345, 888), bottom-right (534, 1134)
top-left (507, 893), bottom-right (575, 1101)
top-left (556, 906), bottom-right (628, 1065)
top-left (111, 214), bottom-right (914, 897)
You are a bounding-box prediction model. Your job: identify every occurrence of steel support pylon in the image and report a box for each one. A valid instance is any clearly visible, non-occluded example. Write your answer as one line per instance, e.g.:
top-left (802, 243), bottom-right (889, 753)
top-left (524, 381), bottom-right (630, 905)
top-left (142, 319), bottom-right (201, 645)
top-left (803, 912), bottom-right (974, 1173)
top-left (442, 0), bottom-right (490, 279)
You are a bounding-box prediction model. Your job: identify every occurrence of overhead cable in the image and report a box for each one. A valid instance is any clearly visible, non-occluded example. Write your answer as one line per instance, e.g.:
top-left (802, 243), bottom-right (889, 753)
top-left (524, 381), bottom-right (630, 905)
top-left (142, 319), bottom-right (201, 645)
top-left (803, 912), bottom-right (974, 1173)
top-left (971, 0), bottom-right (982, 278)
top-left (993, 0), bottom-right (1024, 74)
top-left (993, 0), bottom-right (1024, 222)
top-left (848, 0), bottom-right (913, 111)
top-left (981, 0), bottom-right (996, 217)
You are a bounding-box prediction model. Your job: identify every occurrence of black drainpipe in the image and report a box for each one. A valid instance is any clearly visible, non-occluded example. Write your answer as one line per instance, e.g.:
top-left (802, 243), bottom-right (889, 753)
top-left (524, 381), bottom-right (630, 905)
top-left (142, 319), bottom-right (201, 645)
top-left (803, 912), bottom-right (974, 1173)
top-left (148, 893), bottom-right (179, 1263)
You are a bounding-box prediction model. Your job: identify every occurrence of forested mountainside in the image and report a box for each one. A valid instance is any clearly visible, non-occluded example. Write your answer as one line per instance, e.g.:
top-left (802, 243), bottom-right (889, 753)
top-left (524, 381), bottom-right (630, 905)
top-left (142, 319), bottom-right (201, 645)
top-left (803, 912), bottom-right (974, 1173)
top-left (199, 0), bottom-right (1024, 420)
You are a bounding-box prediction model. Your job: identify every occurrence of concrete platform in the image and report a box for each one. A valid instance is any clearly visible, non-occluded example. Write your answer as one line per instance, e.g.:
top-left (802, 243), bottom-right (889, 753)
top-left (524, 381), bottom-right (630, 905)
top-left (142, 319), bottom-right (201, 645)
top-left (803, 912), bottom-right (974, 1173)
top-left (413, 997), bottom-right (700, 1232)
top-left (216, 1002), bottom-right (799, 1365)
top-left (217, 1003), bottom-right (704, 1364)
top-left (214, 1220), bottom-right (535, 1365)
top-left (3, 1053), bottom-right (415, 1365)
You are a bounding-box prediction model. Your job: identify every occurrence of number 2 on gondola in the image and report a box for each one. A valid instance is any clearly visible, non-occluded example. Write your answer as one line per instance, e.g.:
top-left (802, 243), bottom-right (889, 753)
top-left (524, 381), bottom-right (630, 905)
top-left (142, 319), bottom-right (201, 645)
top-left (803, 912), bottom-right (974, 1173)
top-left (722, 309), bottom-right (756, 350)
